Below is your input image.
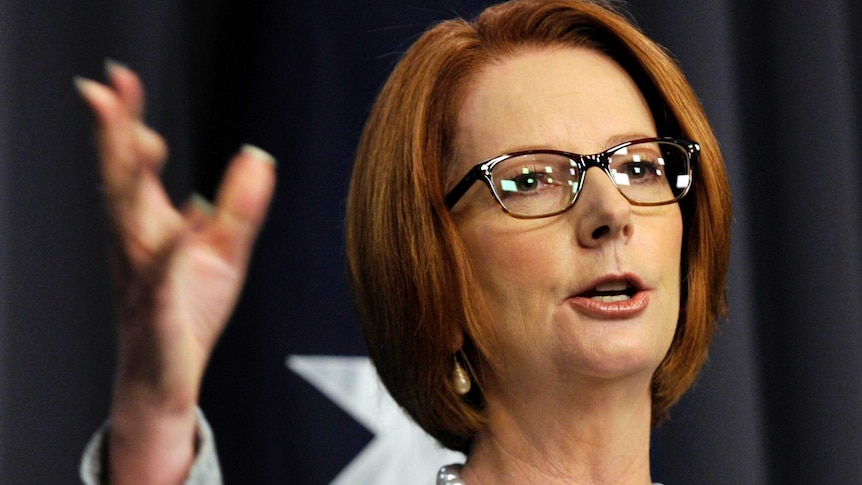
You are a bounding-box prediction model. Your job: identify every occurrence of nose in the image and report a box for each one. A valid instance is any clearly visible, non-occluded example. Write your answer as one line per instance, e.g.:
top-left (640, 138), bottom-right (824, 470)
top-left (571, 167), bottom-right (632, 246)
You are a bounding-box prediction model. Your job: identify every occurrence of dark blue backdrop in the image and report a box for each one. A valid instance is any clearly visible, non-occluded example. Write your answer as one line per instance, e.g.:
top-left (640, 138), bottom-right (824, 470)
top-left (0, 1), bottom-right (860, 483)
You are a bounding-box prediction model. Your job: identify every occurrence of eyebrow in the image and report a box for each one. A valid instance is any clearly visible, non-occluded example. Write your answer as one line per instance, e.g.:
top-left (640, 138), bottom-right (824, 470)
top-left (603, 133), bottom-right (656, 149)
top-left (494, 132), bottom-right (658, 157)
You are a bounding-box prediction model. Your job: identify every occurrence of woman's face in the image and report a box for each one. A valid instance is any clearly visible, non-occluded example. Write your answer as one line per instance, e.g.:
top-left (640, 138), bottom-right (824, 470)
top-left (451, 47), bottom-right (682, 395)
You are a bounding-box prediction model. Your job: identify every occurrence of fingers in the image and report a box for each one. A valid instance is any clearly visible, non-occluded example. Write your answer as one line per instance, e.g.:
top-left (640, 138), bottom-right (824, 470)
top-left (76, 61), bottom-right (278, 276)
top-left (75, 65), bottom-right (168, 204)
top-left (182, 193), bottom-right (216, 232)
top-left (76, 64), bottom-right (177, 267)
top-left (105, 59), bottom-right (145, 119)
top-left (104, 63), bottom-right (168, 174)
top-left (207, 145), bottom-right (277, 267)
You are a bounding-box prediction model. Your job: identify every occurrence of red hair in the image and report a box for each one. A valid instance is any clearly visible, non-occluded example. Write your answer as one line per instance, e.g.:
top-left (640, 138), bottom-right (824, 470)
top-left (346, 0), bottom-right (731, 453)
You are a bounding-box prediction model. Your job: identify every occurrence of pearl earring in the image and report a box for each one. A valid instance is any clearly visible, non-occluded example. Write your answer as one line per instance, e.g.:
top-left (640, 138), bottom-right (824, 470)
top-left (452, 358), bottom-right (471, 395)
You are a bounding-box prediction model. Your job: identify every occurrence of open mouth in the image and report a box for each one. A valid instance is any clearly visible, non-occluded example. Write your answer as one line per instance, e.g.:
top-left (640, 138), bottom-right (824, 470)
top-left (579, 280), bottom-right (639, 302)
top-left (568, 276), bottom-right (649, 317)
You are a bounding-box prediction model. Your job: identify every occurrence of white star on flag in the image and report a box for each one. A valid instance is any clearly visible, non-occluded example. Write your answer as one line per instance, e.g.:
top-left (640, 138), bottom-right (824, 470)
top-left (286, 355), bottom-right (465, 484)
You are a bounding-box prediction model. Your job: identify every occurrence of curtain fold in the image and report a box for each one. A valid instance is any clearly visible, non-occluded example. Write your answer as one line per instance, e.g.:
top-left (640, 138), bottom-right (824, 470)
top-left (730, 1), bottom-right (862, 481)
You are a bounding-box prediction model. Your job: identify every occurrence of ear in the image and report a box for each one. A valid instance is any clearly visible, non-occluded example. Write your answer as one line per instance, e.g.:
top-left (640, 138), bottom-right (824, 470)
top-left (448, 330), bottom-right (465, 355)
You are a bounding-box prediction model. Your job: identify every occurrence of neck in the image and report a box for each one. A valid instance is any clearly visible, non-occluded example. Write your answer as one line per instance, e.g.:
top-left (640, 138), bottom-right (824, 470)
top-left (462, 377), bottom-right (654, 485)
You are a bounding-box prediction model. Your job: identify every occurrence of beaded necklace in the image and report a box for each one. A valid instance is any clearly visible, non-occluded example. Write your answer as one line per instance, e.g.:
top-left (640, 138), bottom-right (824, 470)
top-left (437, 464), bottom-right (466, 485)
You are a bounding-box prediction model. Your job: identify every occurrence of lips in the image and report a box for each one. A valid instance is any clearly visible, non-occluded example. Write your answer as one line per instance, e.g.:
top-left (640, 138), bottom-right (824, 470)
top-left (567, 275), bottom-right (650, 318)
top-left (581, 280), bottom-right (637, 302)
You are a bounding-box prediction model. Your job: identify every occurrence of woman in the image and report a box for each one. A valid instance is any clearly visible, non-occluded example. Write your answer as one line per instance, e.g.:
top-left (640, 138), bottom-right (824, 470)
top-left (79, 0), bottom-right (730, 483)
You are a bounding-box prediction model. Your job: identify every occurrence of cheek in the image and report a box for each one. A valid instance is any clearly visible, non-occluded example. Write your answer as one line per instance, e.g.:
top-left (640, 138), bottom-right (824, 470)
top-left (461, 227), bottom-right (526, 298)
top-left (631, 206), bottom-right (684, 315)
top-left (652, 208), bottom-right (684, 333)
top-left (667, 211), bottom-right (685, 286)
top-left (459, 215), bottom-right (563, 286)
top-left (639, 206), bottom-right (684, 277)
top-left (457, 219), bottom-right (560, 320)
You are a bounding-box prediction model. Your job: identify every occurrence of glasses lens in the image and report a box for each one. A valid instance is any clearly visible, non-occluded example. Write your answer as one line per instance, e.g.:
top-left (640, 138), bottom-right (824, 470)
top-left (490, 152), bottom-right (579, 217)
top-left (608, 140), bottom-right (691, 204)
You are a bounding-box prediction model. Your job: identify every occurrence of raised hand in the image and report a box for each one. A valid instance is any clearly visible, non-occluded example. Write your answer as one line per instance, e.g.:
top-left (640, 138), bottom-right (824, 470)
top-left (76, 61), bottom-right (276, 484)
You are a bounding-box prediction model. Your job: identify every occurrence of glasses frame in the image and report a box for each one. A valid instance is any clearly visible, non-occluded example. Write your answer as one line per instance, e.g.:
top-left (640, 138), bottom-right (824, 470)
top-left (444, 137), bottom-right (699, 219)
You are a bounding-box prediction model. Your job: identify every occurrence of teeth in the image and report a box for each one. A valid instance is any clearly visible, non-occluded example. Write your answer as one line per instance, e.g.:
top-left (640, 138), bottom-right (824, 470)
top-left (594, 281), bottom-right (628, 292)
top-left (591, 294), bottom-right (631, 302)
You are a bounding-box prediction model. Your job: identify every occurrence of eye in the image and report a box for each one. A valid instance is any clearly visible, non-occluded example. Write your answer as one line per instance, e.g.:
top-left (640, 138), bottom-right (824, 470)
top-left (611, 151), bottom-right (665, 186)
top-left (488, 153), bottom-right (579, 216)
top-left (623, 159), bottom-right (660, 179)
top-left (506, 169), bottom-right (546, 192)
top-left (494, 153), bottom-right (576, 195)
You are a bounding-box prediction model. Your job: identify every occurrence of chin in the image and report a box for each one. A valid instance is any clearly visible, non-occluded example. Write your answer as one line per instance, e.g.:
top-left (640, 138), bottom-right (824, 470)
top-left (564, 331), bottom-right (672, 383)
top-left (579, 351), bottom-right (664, 382)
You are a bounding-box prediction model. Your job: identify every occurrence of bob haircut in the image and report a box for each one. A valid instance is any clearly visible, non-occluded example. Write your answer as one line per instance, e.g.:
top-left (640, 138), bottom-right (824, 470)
top-left (346, 0), bottom-right (731, 454)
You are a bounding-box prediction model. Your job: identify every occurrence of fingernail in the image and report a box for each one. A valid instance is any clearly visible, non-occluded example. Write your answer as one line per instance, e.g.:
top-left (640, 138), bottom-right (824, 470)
top-left (104, 58), bottom-right (129, 76)
top-left (241, 144), bottom-right (277, 168)
top-left (73, 76), bottom-right (97, 97)
top-left (189, 193), bottom-right (215, 215)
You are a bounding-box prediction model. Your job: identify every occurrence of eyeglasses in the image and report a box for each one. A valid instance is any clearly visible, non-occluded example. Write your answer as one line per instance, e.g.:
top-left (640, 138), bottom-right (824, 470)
top-left (444, 137), bottom-right (698, 219)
